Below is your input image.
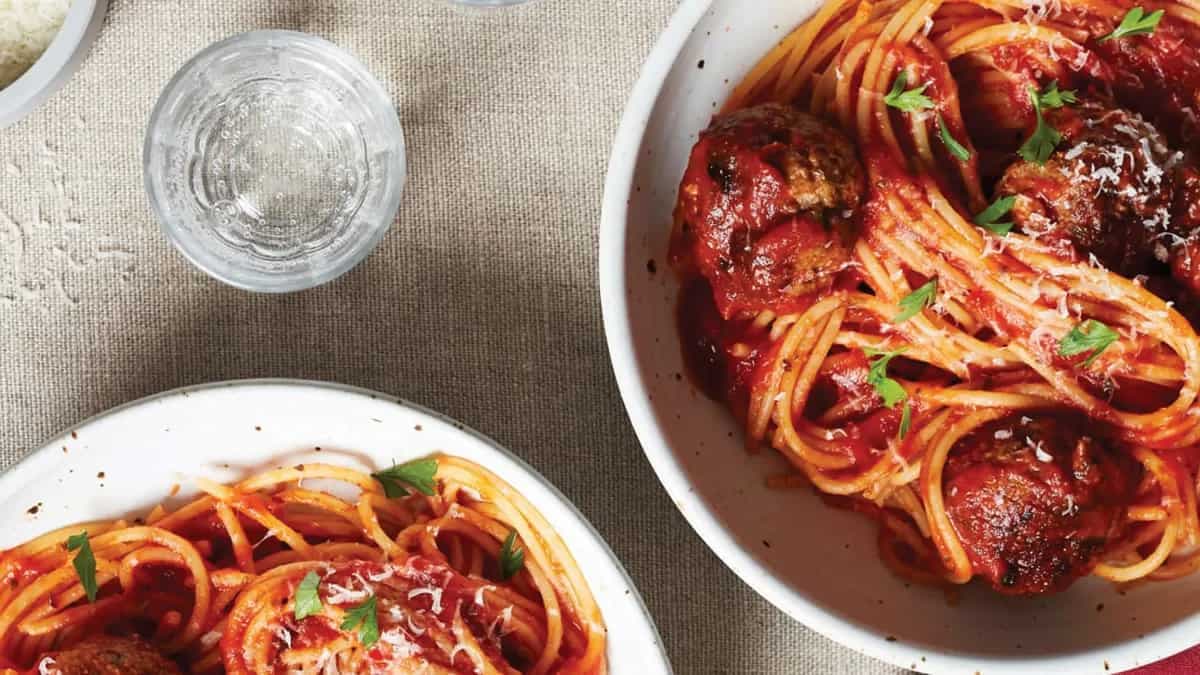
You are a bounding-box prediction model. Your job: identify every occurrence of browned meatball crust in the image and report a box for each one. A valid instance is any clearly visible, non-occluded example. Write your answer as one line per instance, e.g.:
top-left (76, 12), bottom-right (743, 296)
top-left (671, 103), bottom-right (866, 317)
top-left (31, 636), bottom-right (180, 675)
top-left (943, 415), bottom-right (1138, 595)
top-left (997, 103), bottom-right (1185, 276)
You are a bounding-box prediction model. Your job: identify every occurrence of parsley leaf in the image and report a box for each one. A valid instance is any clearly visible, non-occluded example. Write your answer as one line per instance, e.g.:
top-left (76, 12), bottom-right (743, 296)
top-left (372, 458), bottom-right (438, 498)
top-left (1099, 7), bottom-right (1164, 42)
top-left (973, 195), bottom-right (1017, 235)
top-left (1058, 319), bottom-right (1120, 366)
top-left (893, 278), bottom-right (938, 323)
top-left (864, 347), bottom-right (909, 409)
top-left (499, 530), bottom-right (525, 580)
top-left (1018, 85), bottom-right (1063, 164)
top-left (937, 114), bottom-right (971, 161)
top-left (1034, 81), bottom-right (1077, 109)
top-left (898, 401), bottom-right (913, 440)
top-left (294, 571), bottom-right (323, 621)
top-left (65, 531), bottom-right (98, 603)
top-left (884, 70), bottom-right (935, 112)
top-left (340, 595), bottom-right (380, 648)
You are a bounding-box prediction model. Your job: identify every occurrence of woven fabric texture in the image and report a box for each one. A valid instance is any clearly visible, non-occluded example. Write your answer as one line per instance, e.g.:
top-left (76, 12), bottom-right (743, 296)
top-left (0, 2), bottom-right (904, 673)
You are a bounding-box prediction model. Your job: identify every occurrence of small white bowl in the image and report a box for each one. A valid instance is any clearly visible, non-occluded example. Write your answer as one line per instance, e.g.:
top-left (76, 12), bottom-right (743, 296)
top-left (600, 1), bottom-right (1200, 673)
top-left (0, 0), bottom-right (109, 129)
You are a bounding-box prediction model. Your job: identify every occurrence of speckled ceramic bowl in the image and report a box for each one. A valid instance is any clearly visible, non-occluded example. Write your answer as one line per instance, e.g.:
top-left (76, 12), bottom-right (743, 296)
top-left (599, 1), bottom-right (1200, 672)
top-left (0, 380), bottom-right (671, 673)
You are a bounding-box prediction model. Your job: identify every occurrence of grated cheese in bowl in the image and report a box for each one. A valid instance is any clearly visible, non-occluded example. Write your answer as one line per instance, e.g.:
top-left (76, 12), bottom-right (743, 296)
top-left (0, 0), bottom-right (71, 90)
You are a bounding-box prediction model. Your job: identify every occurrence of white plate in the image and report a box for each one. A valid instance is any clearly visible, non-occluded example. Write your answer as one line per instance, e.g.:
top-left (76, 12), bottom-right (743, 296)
top-left (0, 379), bottom-right (671, 674)
top-left (0, 0), bottom-right (109, 129)
top-left (599, 1), bottom-right (1200, 673)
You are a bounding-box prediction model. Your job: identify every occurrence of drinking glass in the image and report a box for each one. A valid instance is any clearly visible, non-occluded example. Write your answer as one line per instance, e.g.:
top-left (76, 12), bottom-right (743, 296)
top-left (144, 30), bottom-right (406, 292)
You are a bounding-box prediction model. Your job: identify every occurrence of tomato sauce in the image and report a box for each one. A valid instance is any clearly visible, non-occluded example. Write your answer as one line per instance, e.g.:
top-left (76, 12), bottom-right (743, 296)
top-left (942, 414), bottom-right (1139, 594)
top-left (670, 103), bottom-right (864, 319)
top-left (1094, 18), bottom-right (1200, 149)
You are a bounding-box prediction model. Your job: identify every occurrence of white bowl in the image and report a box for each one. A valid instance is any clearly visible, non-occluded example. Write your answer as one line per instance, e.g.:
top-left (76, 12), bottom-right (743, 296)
top-left (0, 379), bottom-right (671, 673)
top-left (599, 1), bottom-right (1200, 672)
top-left (0, 0), bottom-right (108, 129)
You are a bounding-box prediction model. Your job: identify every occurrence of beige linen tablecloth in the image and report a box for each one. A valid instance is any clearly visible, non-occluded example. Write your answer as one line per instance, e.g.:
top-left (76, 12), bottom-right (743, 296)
top-left (0, 2), bottom-right (904, 673)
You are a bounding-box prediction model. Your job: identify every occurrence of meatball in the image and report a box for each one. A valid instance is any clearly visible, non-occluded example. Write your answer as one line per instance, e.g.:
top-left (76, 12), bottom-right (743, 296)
top-left (32, 636), bottom-right (180, 675)
top-left (996, 103), bottom-right (1183, 276)
top-left (942, 415), bottom-right (1136, 595)
top-left (671, 103), bottom-right (865, 317)
top-left (1091, 16), bottom-right (1200, 151)
top-left (1170, 166), bottom-right (1200, 296)
top-left (1173, 165), bottom-right (1200, 236)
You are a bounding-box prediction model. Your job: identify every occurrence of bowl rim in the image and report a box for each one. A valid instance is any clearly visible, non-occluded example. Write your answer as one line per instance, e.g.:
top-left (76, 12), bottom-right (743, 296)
top-left (597, 1), bottom-right (1200, 672)
top-left (141, 29), bottom-right (407, 294)
top-left (0, 0), bottom-right (108, 129)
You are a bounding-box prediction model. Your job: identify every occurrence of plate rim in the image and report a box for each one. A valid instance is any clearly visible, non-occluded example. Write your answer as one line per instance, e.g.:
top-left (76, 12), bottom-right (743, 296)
top-left (1, 378), bottom-right (672, 674)
top-left (597, 1), bottom-right (1199, 673)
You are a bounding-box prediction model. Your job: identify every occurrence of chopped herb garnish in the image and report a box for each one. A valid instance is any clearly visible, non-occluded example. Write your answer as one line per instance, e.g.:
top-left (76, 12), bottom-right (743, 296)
top-left (1018, 85), bottom-right (1064, 164)
top-left (1033, 81), bottom-right (1077, 109)
top-left (894, 278), bottom-right (938, 323)
top-left (499, 530), bottom-right (525, 581)
top-left (884, 70), bottom-right (935, 112)
top-left (294, 571), bottom-right (323, 621)
top-left (937, 114), bottom-right (971, 161)
top-left (898, 401), bottom-right (913, 440)
top-left (974, 195), bottom-right (1017, 235)
top-left (65, 531), bottom-right (98, 603)
top-left (340, 596), bottom-right (380, 648)
top-left (1058, 319), bottom-right (1120, 366)
top-left (372, 458), bottom-right (438, 498)
top-left (1099, 7), bottom-right (1164, 42)
top-left (864, 347), bottom-right (909, 409)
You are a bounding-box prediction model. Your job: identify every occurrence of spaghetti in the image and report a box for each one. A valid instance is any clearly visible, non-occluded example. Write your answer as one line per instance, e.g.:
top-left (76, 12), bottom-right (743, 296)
top-left (671, 0), bottom-right (1200, 593)
top-left (0, 456), bottom-right (606, 674)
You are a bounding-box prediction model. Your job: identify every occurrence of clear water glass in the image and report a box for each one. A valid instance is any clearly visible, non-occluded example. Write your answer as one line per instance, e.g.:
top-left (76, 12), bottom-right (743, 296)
top-left (144, 31), bottom-right (405, 292)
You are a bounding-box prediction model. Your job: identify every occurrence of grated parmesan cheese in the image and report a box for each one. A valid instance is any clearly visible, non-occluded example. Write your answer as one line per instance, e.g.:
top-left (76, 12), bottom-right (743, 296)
top-left (408, 587), bottom-right (444, 614)
top-left (315, 649), bottom-right (339, 675)
top-left (449, 642), bottom-right (486, 674)
top-left (1027, 436), bottom-right (1053, 463)
top-left (1022, 0), bottom-right (1062, 24)
top-left (474, 584), bottom-right (495, 607)
top-left (1056, 293), bottom-right (1070, 318)
top-left (378, 628), bottom-right (419, 658)
top-left (199, 630), bottom-right (223, 649)
top-left (0, 0), bottom-right (70, 89)
top-left (1139, 138), bottom-right (1165, 186)
top-left (324, 581), bottom-right (368, 604)
top-left (366, 567), bottom-right (395, 583)
top-left (488, 606), bottom-right (514, 639)
top-left (1063, 142), bottom-right (1089, 161)
top-left (406, 614), bottom-right (426, 636)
